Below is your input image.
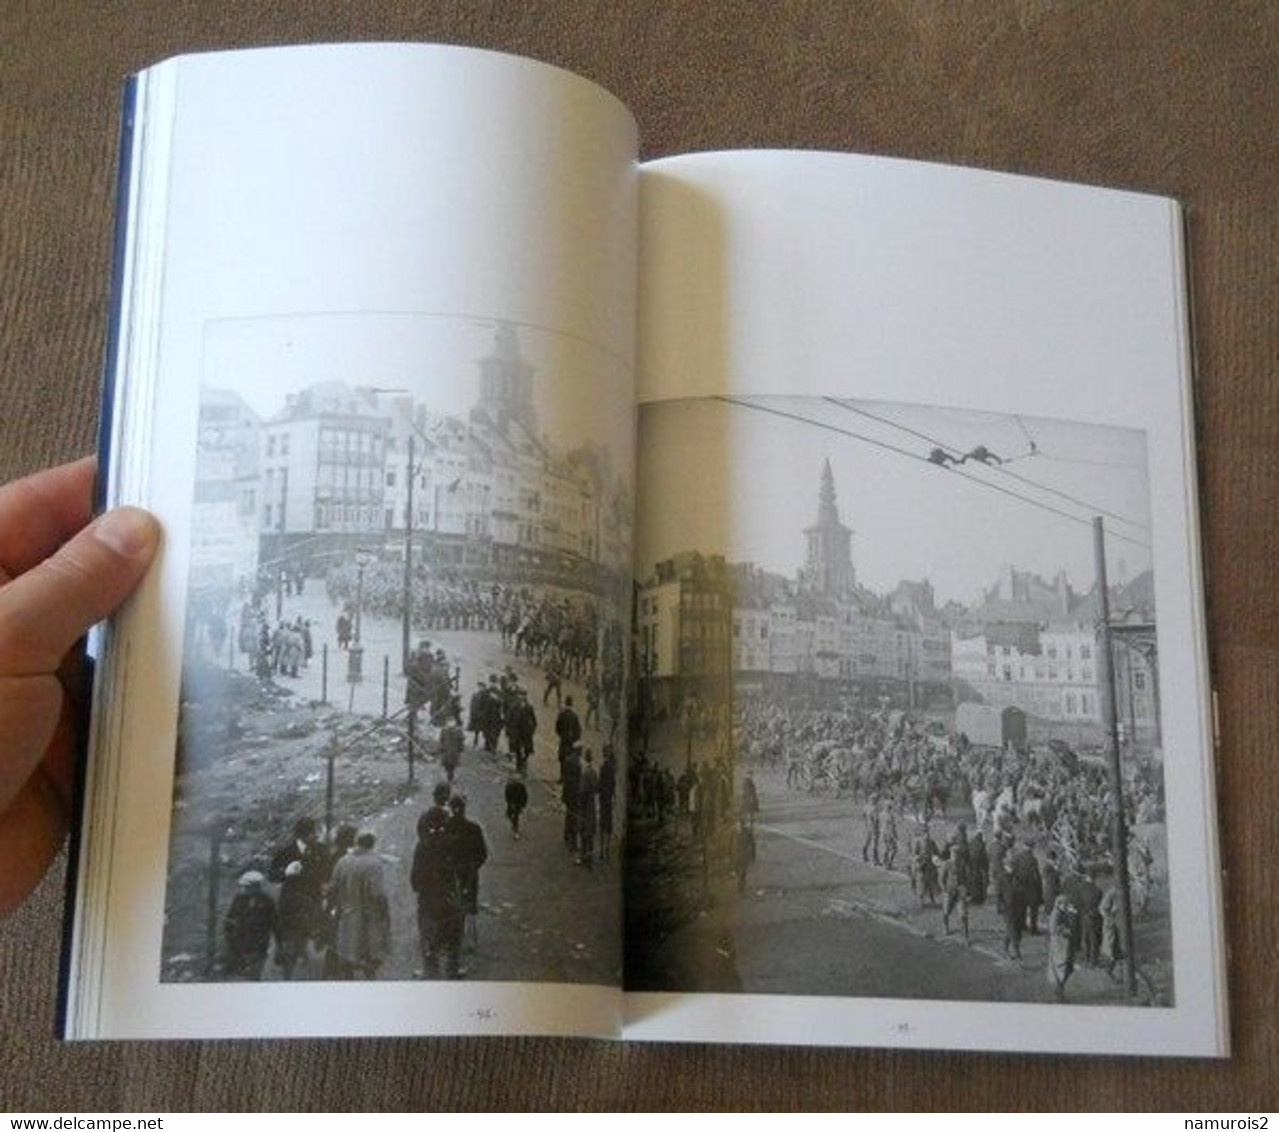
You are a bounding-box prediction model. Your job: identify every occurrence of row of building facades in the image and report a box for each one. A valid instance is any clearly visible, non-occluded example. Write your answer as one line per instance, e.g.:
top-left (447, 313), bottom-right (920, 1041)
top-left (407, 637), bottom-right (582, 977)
top-left (636, 461), bottom-right (1159, 745)
top-left (191, 324), bottom-right (1158, 744)
top-left (192, 325), bottom-right (631, 598)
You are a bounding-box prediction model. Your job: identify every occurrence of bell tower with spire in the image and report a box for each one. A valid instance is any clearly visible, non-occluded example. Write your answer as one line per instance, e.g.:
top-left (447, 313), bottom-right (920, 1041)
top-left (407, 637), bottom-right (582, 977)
top-left (800, 458), bottom-right (855, 598)
top-left (476, 321), bottom-right (537, 436)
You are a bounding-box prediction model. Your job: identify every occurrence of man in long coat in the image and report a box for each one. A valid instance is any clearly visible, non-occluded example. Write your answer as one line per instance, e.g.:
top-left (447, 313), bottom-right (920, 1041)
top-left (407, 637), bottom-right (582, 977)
top-left (577, 750), bottom-right (599, 866)
top-left (506, 690), bottom-right (537, 774)
top-left (445, 794), bottom-right (488, 968)
top-left (555, 696), bottom-right (582, 782)
top-left (467, 681), bottom-right (489, 748)
top-left (410, 783), bottom-right (454, 977)
top-left (327, 832), bottom-right (390, 979)
top-left (561, 745), bottom-right (583, 853)
top-left (597, 745), bottom-right (617, 862)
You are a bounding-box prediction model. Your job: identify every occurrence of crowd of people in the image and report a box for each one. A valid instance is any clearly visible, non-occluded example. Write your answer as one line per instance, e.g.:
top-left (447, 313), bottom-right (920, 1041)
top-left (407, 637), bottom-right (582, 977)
top-left (217, 610), bottom-right (622, 980)
top-left (733, 695), bottom-right (1163, 882)
top-left (729, 691), bottom-right (1161, 998)
top-left (325, 563), bottom-right (627, 738)
top-left (627, 748), bottom-right (762, 897)
top-left (221, 784), bottom-right (491, 982)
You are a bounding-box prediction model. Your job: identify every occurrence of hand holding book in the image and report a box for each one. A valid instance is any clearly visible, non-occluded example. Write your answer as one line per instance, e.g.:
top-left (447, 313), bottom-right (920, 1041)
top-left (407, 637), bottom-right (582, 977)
top-left (0, 458), bottom-right (157, 916)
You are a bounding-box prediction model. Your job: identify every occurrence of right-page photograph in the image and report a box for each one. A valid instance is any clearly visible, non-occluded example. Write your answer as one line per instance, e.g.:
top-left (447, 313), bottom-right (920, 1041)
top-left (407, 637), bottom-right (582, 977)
top-left (624, 150), bottom-right (1224, 1056)
top-left (629, 394), bottom-right (1161, 1003)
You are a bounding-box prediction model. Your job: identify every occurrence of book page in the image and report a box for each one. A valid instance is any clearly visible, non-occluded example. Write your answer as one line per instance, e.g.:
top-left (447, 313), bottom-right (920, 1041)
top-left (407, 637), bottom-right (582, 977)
top-left (67, 44), bottom-right (637, 1039)
top-left (624, 151), bottom-right (1224, 1055)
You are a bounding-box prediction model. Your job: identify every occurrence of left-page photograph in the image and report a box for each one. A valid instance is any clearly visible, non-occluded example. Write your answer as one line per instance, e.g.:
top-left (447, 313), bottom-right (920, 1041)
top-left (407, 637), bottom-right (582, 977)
top-left (63, 43), bottom-right (638, 1040)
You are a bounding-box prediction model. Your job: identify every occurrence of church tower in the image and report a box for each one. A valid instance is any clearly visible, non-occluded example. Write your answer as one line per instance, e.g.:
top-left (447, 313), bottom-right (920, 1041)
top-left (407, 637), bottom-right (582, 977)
top-left (800, 459), bottom-right (856, 598)
top-left (476, 322), bottom-right (537, 436)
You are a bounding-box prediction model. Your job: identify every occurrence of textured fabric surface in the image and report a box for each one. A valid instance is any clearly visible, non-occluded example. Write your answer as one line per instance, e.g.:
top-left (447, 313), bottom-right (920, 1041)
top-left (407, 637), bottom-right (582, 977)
top-left (1, 0), bottom-right (1276, 1111)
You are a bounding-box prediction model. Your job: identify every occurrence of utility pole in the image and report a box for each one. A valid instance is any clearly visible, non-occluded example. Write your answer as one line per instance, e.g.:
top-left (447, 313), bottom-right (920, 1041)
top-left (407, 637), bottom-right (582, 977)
top-left (1093, 516), bottom-right (1138, 996)
top-left (402, 433), bottom-right (414, 672)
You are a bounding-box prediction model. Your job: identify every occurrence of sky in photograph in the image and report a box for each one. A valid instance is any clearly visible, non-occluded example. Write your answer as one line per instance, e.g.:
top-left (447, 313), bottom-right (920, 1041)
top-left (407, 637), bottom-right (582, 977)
top-left (636, 396), bottom-right (1152, 607)
top-left (201, 312), bottom-right (634, 464)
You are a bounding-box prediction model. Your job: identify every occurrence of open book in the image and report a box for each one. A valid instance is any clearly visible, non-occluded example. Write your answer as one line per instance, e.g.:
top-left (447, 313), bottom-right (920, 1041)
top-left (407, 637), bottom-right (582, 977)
top-left (63, 42), bottom-right (1226, 1055)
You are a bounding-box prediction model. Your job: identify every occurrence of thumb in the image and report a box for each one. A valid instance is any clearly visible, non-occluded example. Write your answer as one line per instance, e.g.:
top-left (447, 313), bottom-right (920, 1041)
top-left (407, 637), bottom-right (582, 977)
top-left (0, 507), bottom-right (159, 676)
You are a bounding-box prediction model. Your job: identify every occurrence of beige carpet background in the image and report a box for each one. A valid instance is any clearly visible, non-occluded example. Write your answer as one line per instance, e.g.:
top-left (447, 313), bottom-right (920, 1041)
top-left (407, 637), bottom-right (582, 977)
top-left (2, 0), bottom-right (1276, 1111)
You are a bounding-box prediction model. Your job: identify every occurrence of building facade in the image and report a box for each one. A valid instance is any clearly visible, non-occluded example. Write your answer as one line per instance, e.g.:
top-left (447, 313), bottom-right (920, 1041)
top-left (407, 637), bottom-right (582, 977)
top-left (639, 464), bottom-right (952, 710)
top-left (258, 381), bottom-right (391, 568)
top-left (191, 389), bottom-right (261, 593)
top-left (951, 567), bottom-right (1159, 746)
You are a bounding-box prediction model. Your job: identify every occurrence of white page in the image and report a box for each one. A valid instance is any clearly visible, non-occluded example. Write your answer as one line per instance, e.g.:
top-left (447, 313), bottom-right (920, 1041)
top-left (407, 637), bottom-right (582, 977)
top-left (626, 151), bottom-right (1223, 1055)
top-left (68, 43), bottom-right (637, 1040)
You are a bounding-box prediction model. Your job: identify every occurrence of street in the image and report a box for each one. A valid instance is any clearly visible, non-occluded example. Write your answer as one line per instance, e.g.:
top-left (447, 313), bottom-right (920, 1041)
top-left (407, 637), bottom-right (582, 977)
top-left (174, 582), bottom-right (622, 986)
top-left (626, 727), bottom-right (1171, 1006)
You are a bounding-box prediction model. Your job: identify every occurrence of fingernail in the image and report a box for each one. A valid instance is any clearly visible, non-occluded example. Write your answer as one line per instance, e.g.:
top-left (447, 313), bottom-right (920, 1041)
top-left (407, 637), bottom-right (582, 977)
top-left (93, 508), bottom-right (158, 557)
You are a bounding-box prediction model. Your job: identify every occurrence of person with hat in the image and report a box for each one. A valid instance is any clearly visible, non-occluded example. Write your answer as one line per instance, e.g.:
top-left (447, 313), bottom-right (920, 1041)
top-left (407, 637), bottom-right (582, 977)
top-left (554, 695), bottom-right (582, 783)
top-left (446, 793), bottom-right (488, 969)
top-left (597, 744), bottom-right (617, 863)
top-left (480, 675), bottom-right (504, 753)
top-left (1047, 892), bottom-right (1082, 1001)
top-left (577, 749), bottom-right (599, 867)
top-left (504, 774), bottom-right (529, 840)
top-left (467, 680), bottom-right (488, 748)
top-left (940, 823), bottom-right (972, 941)
top-left (561, 744), bottom-right (583, 853)
top-left (327, 831), bottom-right (390, 979)
top-left (274, 860), bottom-right (313, 979)
top-left (438, 701), bottom-right (465, 783)
top-left (223, 871), bottom-right (276, 980)
top-left (507, 688), bottom-right (538, 774)
top-left (405, 641), bottom-right (432, 724)
top-left (411, 783), bottom-right (453, 977)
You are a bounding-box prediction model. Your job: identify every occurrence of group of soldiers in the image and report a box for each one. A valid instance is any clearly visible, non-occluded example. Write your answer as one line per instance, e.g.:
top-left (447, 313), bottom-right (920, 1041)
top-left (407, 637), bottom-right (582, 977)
top-left (858, 801), bottom-right (1129, 1000)
top-left (627, 750), bottom-right (762, 897)
top-left (629, 754), bottom-right (750, 836)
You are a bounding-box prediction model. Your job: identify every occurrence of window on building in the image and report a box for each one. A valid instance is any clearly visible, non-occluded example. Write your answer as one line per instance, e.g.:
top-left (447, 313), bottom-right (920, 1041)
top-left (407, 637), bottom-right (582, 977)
top-left (1066, 692), bottom-right (1076, 714)
top-left (280, 434), bottom-right (290, 456)
top-left (266, 436), bottom-right (276, 457)
top-left (1081, 693), bottom-right (1093, 715)
top-left (386, 470), bottom-right (396, 487)
top-left (1081, 644), bottom-right (1092, 660)
top-left (1047, 645), bottom-right (1057, 660)
top-left (1002, 665), bottom-right (1012, 681)
top-left (264, 503), bottom-right (273, 527)
top-left (1082, 666), bottom-right (1093, 683)
top-left (1134, 671), bottom-right (1147, 691)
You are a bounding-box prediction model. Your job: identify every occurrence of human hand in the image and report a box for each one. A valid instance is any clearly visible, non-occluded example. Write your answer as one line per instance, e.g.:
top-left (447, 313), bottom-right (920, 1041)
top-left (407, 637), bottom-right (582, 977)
top-left (0, 458), bottom-right (159, 917)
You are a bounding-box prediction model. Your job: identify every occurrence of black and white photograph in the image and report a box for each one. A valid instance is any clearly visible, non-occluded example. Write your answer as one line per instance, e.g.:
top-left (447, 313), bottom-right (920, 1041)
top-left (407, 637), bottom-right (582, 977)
top-left (626, 394), bottom-right (1169, 1008)
top-left (160, 312), bottom-right (633, 986)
